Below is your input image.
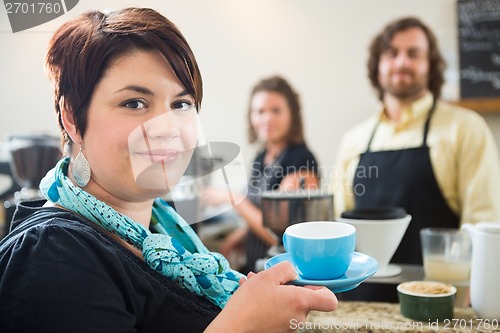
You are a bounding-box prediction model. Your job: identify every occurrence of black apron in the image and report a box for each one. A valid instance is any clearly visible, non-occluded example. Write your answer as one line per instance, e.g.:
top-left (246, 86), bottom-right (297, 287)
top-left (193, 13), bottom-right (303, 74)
top-left (339, 100), bottom-right (460, 302)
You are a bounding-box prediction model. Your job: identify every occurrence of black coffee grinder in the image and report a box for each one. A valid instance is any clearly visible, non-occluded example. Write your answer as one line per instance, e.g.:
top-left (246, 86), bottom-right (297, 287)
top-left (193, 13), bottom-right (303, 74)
top-left (2, 134), bottom-right (61, 237)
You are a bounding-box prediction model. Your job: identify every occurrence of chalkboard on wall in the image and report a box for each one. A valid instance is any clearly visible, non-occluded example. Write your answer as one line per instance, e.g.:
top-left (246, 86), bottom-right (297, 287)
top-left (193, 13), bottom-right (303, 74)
top-left (458, 0), bottom-right (500, 98)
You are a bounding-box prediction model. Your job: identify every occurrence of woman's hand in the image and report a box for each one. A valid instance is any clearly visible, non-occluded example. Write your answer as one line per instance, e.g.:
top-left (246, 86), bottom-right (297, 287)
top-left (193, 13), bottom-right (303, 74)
top-left (205, 261), bottom-right (337, 333)
top-left (279, 171), bottom-right (319, 191)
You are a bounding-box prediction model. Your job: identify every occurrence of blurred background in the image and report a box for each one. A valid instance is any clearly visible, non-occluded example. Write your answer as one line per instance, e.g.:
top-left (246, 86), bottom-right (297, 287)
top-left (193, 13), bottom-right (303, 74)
top-left (0, 0), bottom-right (499, 187)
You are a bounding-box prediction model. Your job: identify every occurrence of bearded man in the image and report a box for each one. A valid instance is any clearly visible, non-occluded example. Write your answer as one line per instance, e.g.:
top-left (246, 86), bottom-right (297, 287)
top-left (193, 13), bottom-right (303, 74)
top-left (333, 17), bottom-right (500, 299)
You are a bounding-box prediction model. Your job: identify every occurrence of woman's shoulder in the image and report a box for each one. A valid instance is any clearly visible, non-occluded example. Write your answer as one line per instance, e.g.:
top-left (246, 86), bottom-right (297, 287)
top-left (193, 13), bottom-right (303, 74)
top-left (0, 201), bottom-right (134, 331)
top-left (7, 200), bottom-right (98, 234)
top-left (0, 200), bottom-right (121, 261)
top-left (286, 143), bottom-right (316, 158)
top-left (281, 143), bottom-right (318, 171)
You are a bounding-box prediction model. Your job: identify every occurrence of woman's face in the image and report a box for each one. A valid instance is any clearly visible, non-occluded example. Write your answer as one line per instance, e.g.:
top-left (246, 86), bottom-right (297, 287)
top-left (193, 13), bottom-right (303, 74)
top-left (81, 49), bottom-right (198, 202)
top-left (250, 91), bottom-right (292, 145)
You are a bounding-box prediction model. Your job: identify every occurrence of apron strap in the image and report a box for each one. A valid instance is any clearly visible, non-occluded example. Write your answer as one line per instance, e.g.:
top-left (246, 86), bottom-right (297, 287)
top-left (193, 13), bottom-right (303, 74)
top-left (422, 98), bottom-right (437, 147)
top-left (365, 97), bottom-right (437, 153)
top-left (365, 122), bottom-right (380, 153)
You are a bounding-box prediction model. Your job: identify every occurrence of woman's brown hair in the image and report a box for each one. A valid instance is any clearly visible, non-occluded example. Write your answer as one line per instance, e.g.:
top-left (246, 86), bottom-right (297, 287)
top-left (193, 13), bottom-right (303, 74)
top-left (247, 75), bottom-right (304, 145)
top-left (367, 17), bottom-right (446, 101)
top-left (45, 8), bottom-right (202, 154)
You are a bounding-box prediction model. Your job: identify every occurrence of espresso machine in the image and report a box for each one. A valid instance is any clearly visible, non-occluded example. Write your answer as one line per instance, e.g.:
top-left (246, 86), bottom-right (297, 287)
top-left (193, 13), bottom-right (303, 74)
top-left (261, 190), bottom-right (334, 257)
top-left (1, 134), bottom-right (61, 237)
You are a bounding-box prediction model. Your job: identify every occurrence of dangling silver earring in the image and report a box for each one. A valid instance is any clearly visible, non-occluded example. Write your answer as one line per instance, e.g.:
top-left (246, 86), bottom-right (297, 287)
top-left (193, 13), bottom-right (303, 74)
top-left (73, 147), bottom-right (91, 187)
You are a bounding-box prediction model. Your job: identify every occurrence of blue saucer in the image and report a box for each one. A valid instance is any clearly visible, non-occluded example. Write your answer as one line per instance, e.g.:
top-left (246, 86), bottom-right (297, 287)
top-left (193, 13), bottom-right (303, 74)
top-left (264, 252), bottom-right (378, 293)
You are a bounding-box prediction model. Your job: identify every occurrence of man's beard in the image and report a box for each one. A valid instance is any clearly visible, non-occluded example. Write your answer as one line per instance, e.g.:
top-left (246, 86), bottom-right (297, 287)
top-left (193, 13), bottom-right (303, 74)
top-left (383, 71), bottom-right (428, 100)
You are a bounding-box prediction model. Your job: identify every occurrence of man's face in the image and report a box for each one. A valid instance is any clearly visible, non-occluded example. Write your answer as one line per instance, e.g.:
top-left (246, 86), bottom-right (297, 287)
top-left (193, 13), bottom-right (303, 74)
top-left (378, 27), bottom-right (430, 100)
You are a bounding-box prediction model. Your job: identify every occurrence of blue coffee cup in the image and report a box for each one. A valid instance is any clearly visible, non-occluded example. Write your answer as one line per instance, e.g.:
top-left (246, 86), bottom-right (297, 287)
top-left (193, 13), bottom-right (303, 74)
top-left (283, 221), bottom-right (356, 280)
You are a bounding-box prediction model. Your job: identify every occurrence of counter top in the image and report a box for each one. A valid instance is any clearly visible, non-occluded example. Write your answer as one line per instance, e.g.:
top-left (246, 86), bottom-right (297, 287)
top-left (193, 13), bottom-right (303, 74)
top-left (368, 264), bottom-right (424, 284)
top-left (299, 301), bottom-right (498, 332)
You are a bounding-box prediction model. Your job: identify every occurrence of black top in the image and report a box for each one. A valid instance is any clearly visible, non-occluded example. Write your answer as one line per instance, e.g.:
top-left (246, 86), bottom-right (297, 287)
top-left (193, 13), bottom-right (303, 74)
top-left (247, 143), bottom-right (318, 207)
top-left (0, 200), bottom-right (220, 333)
top-left (244, 143), bottom-right (318, 273)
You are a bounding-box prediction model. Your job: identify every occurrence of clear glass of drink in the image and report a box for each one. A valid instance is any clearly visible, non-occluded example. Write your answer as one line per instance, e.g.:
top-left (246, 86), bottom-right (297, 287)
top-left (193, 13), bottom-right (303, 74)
top-left (420, 228), bottom-right (472, 307)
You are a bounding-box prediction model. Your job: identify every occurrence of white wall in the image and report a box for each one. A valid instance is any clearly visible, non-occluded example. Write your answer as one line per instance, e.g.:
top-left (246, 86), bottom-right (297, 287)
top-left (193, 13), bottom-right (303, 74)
top-left (1, 0), bottom-right (499, 183)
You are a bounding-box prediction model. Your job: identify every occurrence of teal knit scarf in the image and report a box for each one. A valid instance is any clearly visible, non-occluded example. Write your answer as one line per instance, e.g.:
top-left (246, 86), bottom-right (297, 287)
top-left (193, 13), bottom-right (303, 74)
top-left (39, 157), bottom-right (243, 308)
